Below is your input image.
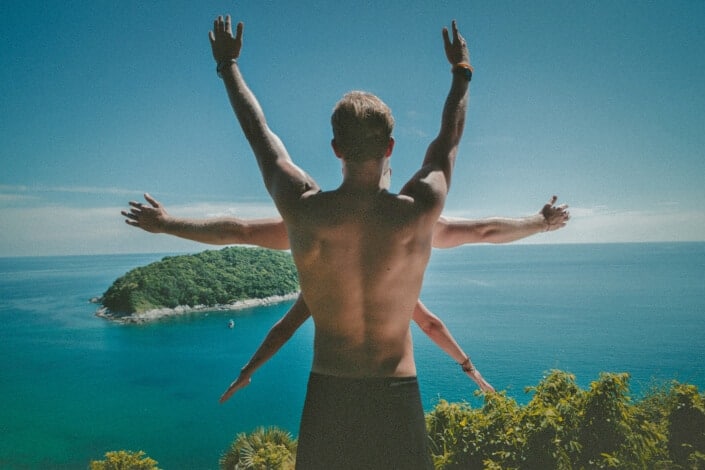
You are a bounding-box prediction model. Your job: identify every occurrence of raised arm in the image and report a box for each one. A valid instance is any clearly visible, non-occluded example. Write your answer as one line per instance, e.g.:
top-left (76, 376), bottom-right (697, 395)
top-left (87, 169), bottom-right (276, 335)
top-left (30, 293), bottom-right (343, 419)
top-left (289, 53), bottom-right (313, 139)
top-left (209, 15), bottom-right (318, 215)
top-left (220, 295), bottom-right (311, 403)
top-left (413, 301), bottom-right (493, 392)
top-left (401, 21), bottom-right (470, 207)
top-left (122, 193), bottom-right (289, 250)
top-left (432, 196), bottom-right (570, 248)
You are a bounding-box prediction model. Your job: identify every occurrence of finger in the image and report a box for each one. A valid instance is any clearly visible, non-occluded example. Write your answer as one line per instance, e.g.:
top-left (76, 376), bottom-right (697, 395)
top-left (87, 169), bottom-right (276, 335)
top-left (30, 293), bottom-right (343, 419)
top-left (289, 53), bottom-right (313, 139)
top-left (549, 195), bottom-right (558, 205)
top-left (125, 219), bottom-right (139, 227)
top-left (208, 30), bottom-right (215, 45)
top-left (220, 386), bottom-right (235, 404)
top-left (128, 200), bottom-right (142, 209)
top-left (143, 193), bottom-right (160, 208)
top-left (225, 15), bottom-right (232, 34)
top-left (557, 204), bottom-right (568, 210)
top-left (236, 21), bottom-right (244, 40)
top-left (442, 27), bottom-right (450, 47)
top-left (452, 20), bottom-right (458, 40)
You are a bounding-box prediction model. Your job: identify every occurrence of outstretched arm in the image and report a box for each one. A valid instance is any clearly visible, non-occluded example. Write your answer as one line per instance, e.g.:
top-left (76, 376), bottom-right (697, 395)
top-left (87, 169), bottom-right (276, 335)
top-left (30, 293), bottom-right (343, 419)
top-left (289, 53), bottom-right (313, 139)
top-left (401, 20), bottom-right (470, 210)
top-left (220, 296), bottom-right (495, 402)
top-left (209, 15), bottom-right (318, 217)
top-left (432, 196), bottom-right (570, 248)
top-left (413, 301), bottom-right (494, 392)
top-left (220, 295), bottom-right (311, 403)
top-left (122, 193), bottom-right (289, 250)
top-left (122, 195), bottom-right (502, 394)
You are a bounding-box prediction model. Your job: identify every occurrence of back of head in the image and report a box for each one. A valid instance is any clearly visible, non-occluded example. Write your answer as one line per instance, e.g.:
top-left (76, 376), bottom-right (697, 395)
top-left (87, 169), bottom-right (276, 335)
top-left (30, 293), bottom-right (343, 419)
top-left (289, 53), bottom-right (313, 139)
top-left (331, 91), bottom-right (395, 162)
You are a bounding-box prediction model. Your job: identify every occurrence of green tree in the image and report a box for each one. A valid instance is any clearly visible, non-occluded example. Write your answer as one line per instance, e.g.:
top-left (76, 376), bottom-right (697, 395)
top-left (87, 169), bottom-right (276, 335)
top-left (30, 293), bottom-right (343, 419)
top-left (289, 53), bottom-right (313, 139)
top-left (425, 370), bottom-right (691, 469)
top-left (426, 393), bottom-right (524, 469)
top-left (521, 370), bottom-right (582, 469)
top-left (220, 426), bottom-right (297, 470)
top-left (89, 450), bottom-right (159, 470)
top-left (576, 372), bottom-right (636, 468)
top-left (667, 383), bottom-right (705, 468)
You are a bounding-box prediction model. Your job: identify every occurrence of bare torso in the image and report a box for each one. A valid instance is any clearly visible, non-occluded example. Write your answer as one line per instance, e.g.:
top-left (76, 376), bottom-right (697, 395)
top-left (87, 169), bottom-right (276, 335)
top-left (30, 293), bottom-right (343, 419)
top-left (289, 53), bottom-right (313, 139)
top-left (287, 187), bottom-right (436, 378)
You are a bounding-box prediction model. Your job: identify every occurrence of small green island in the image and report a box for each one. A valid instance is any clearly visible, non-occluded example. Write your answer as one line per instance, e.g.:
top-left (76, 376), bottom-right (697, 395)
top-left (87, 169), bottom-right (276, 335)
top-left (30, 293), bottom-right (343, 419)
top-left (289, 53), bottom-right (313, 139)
top-left (96, 247), bottom-right (299, 323)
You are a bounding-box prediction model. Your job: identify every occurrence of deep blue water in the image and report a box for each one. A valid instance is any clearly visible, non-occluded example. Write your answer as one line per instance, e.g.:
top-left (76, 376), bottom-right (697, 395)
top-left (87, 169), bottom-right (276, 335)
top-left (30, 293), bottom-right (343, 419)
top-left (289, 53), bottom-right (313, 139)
top-left (0, 243), bottom-right (703, 469)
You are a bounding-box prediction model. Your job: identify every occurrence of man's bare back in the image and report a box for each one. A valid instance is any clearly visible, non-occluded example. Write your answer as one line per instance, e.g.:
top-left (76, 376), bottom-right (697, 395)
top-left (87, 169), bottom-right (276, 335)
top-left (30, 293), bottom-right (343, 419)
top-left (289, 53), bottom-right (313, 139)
top-left (290, 184), bottom-right (438, 378)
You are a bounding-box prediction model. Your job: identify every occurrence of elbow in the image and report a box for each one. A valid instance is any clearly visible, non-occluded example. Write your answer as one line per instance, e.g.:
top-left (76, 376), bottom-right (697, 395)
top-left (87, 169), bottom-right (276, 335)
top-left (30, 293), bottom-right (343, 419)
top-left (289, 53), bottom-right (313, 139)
top-left (418, 317), bottom-right (442, 336)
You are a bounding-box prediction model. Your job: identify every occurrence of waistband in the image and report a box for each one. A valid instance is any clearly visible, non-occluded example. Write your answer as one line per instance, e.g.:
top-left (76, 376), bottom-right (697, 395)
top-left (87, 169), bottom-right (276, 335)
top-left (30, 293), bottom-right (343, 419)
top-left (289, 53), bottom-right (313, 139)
top-left (309, 371), bottom-right (418, 388)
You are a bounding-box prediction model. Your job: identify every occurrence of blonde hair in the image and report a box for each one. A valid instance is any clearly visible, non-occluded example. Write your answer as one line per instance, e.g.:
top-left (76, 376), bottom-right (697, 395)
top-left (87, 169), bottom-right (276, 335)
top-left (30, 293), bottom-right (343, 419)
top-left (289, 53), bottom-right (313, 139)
top-left (331, 91), bottom-right (394, 162)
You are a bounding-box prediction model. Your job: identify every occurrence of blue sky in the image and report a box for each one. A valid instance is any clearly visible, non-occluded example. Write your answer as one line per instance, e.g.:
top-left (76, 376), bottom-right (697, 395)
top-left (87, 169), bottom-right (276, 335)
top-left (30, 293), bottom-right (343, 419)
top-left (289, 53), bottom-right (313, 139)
top-left (2, 0), bottom-right (704, 256)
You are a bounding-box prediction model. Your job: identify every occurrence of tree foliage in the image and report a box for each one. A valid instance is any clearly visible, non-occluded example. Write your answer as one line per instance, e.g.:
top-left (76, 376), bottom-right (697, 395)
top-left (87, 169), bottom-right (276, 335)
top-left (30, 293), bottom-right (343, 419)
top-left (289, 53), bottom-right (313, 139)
top-left (101, 247), bottom-right (299, 315)
top-left (89, 450), bottom-right (160, 470)
top-left (426, 370), bottom-right (705, 469)
top-left (220, 426), bottom-right (297, 470)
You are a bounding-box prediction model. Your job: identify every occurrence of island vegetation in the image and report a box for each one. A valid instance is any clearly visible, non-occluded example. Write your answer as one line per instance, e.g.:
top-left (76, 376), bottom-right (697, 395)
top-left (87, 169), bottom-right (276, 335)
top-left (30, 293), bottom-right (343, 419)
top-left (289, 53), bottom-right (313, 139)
top-left (99, 247), bottom-right (299, 319)
top-left (92, 371), bottom-right (705, 469)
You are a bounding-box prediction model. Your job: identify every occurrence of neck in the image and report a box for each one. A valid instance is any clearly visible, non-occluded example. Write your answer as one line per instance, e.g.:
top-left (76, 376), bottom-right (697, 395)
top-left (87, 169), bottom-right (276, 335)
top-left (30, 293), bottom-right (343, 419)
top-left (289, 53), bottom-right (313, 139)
top-left (339, 159), bottom-right (387, 193)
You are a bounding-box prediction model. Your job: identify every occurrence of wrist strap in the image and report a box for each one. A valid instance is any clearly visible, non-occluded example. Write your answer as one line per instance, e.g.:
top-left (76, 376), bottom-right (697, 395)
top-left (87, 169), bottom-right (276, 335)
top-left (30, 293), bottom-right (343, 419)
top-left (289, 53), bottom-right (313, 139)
top-left (459, 357), bottom-right (475, 373)
top-left (216, 58), bottom-right (237, 78)
top-left (451, 62), bottom-right (473, 82)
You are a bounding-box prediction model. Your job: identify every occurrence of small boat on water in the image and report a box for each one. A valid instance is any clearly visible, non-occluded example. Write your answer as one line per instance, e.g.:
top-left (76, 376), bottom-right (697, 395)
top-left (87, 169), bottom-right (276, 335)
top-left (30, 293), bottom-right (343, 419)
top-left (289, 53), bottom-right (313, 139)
top-left (227, 319), bottom-right (235, 329)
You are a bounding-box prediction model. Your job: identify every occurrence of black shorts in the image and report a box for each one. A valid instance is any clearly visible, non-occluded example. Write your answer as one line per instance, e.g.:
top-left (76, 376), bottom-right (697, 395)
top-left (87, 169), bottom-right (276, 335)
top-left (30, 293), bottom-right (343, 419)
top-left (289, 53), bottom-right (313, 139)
top-left (296, 372), bottom-right (433, 470)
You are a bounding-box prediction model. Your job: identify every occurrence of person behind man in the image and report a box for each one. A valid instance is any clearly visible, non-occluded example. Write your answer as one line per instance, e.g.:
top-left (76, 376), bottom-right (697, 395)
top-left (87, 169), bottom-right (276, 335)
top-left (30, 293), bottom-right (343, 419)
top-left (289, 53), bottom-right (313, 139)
top-left (122, 193), bottom-right (569, 395)
top-left (209, 14), bottom-right (469, 468)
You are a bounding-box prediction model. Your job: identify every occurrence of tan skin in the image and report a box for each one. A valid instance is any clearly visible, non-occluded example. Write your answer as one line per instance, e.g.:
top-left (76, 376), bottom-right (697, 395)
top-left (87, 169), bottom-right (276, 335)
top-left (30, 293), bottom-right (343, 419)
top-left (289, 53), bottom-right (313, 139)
top-left (202, 15), bottom-right (567, 404)
top-left (122, 193), bottom-right (569, 399)
top-left (210, 15), bottom-right (469, 381)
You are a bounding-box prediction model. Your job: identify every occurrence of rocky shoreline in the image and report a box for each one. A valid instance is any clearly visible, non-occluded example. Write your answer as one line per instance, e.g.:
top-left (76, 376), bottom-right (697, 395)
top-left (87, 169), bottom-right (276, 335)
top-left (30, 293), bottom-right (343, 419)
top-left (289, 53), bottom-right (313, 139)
top-left (94, 292), bottom-right (299, 324)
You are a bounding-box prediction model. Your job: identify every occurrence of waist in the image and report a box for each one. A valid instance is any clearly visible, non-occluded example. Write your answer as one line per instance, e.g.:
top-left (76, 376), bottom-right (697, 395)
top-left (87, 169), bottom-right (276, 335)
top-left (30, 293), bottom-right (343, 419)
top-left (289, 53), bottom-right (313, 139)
top-left (308, 371), bottom-right (419, 389)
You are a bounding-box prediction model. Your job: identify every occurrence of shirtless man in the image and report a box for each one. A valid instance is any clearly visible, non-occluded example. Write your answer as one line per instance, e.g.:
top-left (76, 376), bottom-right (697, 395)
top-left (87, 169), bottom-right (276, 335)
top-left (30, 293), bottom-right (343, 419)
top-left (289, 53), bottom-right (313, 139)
top-left (209, 14), bottom-right (469, 468)
top-left (122, 193), bottom-right (568, 395)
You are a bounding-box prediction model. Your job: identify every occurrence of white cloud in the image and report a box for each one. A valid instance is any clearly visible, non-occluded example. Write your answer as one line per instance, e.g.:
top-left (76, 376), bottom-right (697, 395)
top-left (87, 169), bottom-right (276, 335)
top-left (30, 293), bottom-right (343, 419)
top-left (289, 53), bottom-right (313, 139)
top-left (1, 200), bottom-right (703, 257)
top-left (0, 200), bottom-right (281, 257)
top-left (164, 201), bottom-right (280, 219)
top-left (438, 205), bottom-right (705, 245)
top-left (562, 207), bottom-right (705, 244)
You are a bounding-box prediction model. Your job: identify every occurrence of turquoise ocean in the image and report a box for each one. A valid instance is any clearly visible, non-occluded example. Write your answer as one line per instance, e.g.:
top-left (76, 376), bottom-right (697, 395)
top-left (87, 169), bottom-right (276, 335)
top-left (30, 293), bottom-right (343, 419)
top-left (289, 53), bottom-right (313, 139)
top-left (1, 243), bottom-right (703, 469)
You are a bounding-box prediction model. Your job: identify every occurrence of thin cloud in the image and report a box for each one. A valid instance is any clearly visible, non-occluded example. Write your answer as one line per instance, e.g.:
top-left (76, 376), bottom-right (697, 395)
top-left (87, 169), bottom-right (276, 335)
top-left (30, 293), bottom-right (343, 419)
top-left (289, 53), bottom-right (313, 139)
top-left (0, 199), bottom-right (282, 257)
top-left (0, 193), bottom-right (40, 203)
top-left (439, 204), bottom-right (705, 245)
top-left (0, 184), bottom-right (143, 196)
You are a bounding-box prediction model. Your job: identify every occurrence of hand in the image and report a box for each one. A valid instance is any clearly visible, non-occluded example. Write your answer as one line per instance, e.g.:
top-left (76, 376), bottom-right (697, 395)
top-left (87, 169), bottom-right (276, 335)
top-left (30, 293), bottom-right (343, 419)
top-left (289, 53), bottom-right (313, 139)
top-left (465, 368), bottom-right (495, 393)
top-left (209, 15), bottom-right (243, 63)
top-left (442, 20), bottom-right (470, 66)
top-left (122, 193), bottom-right (169, 233)
top-left (219, 373), bottom-right (252, 404)
top-left (541, 195), bottom-right (570, 232)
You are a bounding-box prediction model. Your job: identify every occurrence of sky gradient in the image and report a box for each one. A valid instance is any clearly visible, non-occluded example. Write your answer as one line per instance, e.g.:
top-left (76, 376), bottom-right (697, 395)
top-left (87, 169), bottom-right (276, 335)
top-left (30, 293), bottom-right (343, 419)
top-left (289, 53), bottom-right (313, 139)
top-left (2, 1), bottom-right (704, 256)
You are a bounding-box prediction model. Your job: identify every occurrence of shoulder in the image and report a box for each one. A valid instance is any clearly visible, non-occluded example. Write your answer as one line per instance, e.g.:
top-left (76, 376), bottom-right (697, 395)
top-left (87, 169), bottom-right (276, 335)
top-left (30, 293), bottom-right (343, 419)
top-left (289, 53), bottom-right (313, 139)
top-left (399, 173), bottom-right (447, 215)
